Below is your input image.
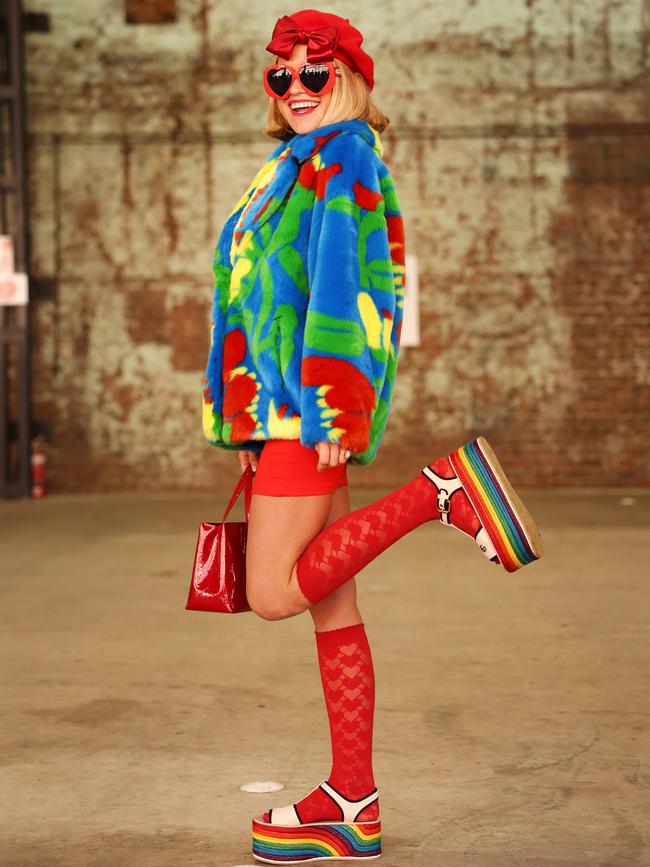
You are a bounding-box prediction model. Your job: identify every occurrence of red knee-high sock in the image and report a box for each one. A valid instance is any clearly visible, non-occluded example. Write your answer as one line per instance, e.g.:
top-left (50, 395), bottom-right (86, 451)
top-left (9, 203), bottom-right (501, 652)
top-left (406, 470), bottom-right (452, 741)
top-left (296, 472), bottom-right (436, 606)
top-left (263, 622), bottom-right (378, 824)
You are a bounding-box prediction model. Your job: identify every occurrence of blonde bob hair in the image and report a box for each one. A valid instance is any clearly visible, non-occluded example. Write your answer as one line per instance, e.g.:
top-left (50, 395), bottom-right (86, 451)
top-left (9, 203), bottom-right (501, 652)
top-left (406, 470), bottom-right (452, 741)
top-left (265, 58), bottom-right (390, 141)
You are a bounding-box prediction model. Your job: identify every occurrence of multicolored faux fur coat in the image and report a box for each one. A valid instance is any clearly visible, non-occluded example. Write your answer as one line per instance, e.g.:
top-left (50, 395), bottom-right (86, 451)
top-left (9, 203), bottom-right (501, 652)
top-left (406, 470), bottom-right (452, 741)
top-left (202, 118), bottom-right (406, 466)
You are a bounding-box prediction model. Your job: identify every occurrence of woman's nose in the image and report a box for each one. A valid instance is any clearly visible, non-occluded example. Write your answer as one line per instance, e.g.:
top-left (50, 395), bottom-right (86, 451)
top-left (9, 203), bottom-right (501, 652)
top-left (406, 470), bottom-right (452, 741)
top-left (287, 75), bottom-right (304, 96)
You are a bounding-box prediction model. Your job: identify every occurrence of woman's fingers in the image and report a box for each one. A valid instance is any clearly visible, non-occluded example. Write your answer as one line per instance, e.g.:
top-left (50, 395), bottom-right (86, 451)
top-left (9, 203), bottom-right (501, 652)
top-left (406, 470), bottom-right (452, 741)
top-left (315, 442), bottom-right (351, 470)
top-left (239, 450), bottom-right (258, 473)
top-left (315, 442), bottom-right (329, 471)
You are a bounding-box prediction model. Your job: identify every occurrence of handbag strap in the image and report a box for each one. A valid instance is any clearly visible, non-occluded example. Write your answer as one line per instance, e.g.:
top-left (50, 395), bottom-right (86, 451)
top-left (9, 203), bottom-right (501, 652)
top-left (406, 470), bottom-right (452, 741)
top-left (222, 463), bottom-right (253, 523)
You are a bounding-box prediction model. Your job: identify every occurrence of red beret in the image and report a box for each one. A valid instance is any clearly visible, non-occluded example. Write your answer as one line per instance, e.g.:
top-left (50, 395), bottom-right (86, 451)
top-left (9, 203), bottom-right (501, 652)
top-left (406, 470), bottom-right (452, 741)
top-left (266, 9), bottom-right (375, 91)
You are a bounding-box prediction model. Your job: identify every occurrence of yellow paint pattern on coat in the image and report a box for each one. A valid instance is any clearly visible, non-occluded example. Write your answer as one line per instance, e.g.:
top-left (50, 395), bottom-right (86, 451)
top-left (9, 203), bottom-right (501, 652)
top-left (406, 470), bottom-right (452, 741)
top-left (229, 155), bottom-right (281, 217)
top-left (315, 384), bottom-right (345, 440)
top-left (358, 291), bottom-right (383, 349)
top-left (229, 227), bottom-right (254, 272)
top-left (228, 229), bottom-right (256, 303)
top-left (369, 125), bottom-right (384, 157)
top-left (228, 256), bottom-right (253, 304)
top-left (202, 398), bottom-right (218, 441)
top-left (392, 261), bottom-right (406, 298)
top-left (267, 398), bottom-right (302, 438)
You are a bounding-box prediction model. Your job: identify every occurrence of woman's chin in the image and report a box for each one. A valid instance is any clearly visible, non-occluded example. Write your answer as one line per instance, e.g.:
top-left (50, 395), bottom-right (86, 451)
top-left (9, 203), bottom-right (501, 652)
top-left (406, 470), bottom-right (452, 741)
top-left (285, 110), bottom-right (326, 135)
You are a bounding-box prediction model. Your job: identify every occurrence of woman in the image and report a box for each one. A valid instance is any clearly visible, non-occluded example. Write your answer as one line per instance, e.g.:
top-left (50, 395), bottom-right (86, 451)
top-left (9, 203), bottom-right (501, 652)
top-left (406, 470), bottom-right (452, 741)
top-left (202, 10), bottom-right (544, 863)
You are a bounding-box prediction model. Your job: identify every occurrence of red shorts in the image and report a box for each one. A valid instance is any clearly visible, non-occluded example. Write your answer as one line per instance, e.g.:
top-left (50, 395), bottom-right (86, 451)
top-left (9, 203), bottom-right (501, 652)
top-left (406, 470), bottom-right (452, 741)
top-left (251, 439), bottom-right (348, 496)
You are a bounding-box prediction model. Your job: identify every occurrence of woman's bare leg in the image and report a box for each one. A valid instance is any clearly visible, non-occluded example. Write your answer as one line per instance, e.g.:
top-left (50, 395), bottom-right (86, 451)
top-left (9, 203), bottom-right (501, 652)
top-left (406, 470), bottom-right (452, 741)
top-left (245, 485), bottom-right (334, 619)
top-left (246, 483), bottom-right (361, 623)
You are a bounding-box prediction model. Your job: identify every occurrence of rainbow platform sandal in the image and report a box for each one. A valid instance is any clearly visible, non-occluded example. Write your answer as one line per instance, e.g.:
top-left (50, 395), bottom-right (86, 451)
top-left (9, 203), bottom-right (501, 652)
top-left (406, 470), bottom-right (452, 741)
top-left (252, 780), bottom-right (381, 863)
top-left (422, 435), bottom-right (543, 572)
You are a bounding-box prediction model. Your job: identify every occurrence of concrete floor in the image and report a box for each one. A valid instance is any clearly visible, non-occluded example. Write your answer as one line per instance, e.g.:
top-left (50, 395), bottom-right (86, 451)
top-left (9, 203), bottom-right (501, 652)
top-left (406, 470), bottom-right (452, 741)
top-left (1, 483), bottom-right (649, 867)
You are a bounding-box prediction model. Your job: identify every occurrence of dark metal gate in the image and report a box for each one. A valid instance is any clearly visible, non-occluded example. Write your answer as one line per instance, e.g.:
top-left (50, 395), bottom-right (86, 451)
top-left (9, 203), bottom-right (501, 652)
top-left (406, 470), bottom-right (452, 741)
top-left (0, 0), bottom-right (31, 498)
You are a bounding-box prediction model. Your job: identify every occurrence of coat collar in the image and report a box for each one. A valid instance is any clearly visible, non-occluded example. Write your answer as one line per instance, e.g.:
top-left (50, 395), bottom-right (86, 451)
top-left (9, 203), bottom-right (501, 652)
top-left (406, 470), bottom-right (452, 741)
top-left (232, 120), bottom-right (383, 248)
top-left (284, 119), bottom-right (384, 162)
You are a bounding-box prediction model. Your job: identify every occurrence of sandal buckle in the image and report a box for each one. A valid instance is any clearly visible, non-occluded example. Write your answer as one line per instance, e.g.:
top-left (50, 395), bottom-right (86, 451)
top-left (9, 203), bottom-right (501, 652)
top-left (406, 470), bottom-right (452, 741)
top-left (437, 488), bottom-right (451, 514)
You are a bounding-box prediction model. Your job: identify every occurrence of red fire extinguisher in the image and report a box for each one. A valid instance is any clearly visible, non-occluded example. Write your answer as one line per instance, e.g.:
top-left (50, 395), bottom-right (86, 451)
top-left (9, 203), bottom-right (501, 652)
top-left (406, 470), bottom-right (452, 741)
top-left (31, 437), bottom-right (46, 499)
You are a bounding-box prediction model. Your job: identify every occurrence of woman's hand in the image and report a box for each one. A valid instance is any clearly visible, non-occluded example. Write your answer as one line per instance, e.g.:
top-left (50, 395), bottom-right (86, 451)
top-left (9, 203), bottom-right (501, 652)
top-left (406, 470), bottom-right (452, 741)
top-left (315, 441), bottom-right (351, 471)
top-left (238, 449), bottom-right (258, 474)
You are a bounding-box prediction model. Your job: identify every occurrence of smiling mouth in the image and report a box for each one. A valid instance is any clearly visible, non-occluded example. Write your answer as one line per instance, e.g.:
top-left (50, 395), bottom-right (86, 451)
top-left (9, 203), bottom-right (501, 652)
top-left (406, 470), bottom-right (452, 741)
top-left (288, 99), bottom-right (321, 115)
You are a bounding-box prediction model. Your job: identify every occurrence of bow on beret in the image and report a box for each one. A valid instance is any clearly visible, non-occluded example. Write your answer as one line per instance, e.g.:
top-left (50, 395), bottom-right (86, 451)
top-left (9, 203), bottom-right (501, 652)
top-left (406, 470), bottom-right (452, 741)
top-left (266, 9), bottom-right (375, 91)
top-left (266, 16), bottom-right (339, 64)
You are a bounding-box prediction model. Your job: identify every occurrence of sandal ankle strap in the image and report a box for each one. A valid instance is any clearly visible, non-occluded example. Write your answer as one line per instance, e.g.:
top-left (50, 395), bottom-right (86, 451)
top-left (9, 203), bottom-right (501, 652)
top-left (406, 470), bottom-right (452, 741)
top-left (267, 779), bottom-right (379, 826)
top-left (319, 780), bottom-right (379, 823)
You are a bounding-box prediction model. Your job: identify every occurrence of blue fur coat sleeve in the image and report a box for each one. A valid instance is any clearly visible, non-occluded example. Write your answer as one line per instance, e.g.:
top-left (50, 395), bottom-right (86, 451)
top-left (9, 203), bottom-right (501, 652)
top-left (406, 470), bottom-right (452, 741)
top-left (299, 133), bottom-right (404, 461)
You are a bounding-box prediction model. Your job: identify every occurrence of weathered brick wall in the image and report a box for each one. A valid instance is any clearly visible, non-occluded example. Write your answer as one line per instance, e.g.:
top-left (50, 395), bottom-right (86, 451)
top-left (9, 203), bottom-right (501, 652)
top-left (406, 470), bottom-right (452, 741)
top-left (26, 0), bottom-right (650, 491)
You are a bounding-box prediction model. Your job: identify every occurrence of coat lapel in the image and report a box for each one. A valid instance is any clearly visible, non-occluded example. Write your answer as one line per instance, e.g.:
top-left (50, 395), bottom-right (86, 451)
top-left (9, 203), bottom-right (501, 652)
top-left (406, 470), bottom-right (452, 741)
top-left (233, 145), bottom-right (295, 238)
top-left (234, 121), bottom-right (382, 240)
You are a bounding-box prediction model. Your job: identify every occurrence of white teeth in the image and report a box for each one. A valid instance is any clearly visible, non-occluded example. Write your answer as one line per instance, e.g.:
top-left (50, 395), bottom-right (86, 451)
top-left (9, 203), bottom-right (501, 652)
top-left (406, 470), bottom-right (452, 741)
top-left (290, 101), bottom-right (319, 110)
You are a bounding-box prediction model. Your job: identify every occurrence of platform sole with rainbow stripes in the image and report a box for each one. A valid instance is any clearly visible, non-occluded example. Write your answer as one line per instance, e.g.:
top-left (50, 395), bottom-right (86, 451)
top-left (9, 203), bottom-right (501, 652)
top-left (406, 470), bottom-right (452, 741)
top-left (252, 815), bottom-right (382, 863)
top-left (449, 435), bottom-right (543, 572)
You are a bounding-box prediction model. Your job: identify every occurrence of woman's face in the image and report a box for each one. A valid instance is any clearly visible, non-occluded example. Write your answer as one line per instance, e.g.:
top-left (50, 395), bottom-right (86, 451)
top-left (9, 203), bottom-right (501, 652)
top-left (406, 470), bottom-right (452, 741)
top-left (274, 42), bottom-right (335, 135)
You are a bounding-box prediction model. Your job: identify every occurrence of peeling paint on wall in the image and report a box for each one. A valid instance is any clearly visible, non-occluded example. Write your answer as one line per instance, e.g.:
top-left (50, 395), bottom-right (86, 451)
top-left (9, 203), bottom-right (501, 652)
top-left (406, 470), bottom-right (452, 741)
top-left (25, 0), bottom-right (650, 490)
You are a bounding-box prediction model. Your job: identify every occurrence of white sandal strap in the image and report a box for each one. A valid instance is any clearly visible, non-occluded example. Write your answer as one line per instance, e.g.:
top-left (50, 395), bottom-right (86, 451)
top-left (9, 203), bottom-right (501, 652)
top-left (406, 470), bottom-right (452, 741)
top-left (268, 803), bottom-right (301, 826)
top-left (421, 466), bottom-right (464, 523)
top-left (475, 526), bottom-right (498, 560)
top-left (267, 780), bottom-right (379, 825)
top-left (319, 780), bottom-right (379, 823)
top-left (421, 465), bottom-right (497, 561)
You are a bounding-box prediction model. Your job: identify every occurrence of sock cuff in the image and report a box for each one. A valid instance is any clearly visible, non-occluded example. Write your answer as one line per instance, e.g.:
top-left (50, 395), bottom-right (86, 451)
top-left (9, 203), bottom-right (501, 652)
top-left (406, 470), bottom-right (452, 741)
top-left (314, 621), bottom-right (367, 649)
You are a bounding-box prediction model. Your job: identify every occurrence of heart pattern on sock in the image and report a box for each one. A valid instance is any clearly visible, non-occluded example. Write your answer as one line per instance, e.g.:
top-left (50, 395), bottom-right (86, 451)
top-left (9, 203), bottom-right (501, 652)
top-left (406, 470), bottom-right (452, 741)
top-left (263, 623), bottom-right (379, 825)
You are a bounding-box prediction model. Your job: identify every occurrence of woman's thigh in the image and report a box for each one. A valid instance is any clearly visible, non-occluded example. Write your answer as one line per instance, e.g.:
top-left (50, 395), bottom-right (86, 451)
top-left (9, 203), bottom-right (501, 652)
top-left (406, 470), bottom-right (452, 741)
top-left (246, 488), bottom-right (333, 615)
top-left (245, 483), bottom-right (358, 621)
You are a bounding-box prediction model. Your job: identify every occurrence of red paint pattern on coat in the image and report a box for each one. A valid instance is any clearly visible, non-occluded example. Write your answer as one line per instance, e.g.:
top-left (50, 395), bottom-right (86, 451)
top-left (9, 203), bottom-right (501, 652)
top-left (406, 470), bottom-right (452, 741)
top-left (223, 373), bottom-right (256, 417)
top-left (386, 214), bottom-right (406, 266)
top-left (255, 197), bottom-right (272, 221)
top-left (298, 160), bottom-right (342, 200)
top-left (353, 181), bottom-right (383, 212)
top-left (306, 130), bottom-right (341, 160)
top-left (203, 375), bottom-right (213, 404)
top-left (222, 329), bottom-right (246, 382)
top-left (301, 356), bottom-right (376, 452)
top-left (222, 328), bottom-right (257, 437)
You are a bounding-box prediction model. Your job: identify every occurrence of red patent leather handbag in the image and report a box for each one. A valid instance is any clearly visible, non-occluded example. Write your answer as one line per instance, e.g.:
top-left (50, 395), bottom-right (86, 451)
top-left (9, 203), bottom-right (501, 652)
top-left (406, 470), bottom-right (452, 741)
top-left (185, 464), bottom-right (253, 614)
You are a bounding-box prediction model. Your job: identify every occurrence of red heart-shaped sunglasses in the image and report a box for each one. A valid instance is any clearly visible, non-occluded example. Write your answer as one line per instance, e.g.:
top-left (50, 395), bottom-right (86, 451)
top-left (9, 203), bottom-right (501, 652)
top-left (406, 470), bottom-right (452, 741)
top-left (263, 61), bottom-right (341, 99)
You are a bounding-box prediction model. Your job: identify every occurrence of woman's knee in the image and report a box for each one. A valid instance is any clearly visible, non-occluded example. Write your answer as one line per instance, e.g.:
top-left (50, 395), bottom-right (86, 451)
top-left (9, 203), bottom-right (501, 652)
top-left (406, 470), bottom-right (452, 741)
top-left (246, 578), bottom-right (304, 621)
top-left (248, 597), bottom-right (289, 621)
top-left (244, 490), bottom-right (335, 621)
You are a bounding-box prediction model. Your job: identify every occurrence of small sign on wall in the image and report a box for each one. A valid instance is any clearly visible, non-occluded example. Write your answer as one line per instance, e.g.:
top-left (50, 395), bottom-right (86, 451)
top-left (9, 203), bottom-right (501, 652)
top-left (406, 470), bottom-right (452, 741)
top-left (0, 235), bottom-right (14, 274)
top-left (0, 272), bottom-right (29, 306)
top-left (400, 254), bottom-right (421, 347)
top-left (0, 235), bottom-right (29, 306)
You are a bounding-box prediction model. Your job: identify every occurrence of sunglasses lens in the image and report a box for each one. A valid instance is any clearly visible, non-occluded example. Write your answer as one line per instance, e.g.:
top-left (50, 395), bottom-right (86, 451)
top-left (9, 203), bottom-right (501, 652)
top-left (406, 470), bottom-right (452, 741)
top-left (299, 63), bottom-right (331, 94)
top-left (266, 67), bottom-right (292, 97)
